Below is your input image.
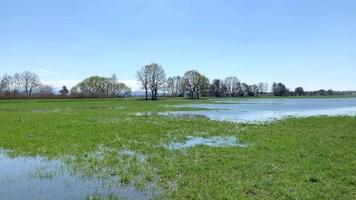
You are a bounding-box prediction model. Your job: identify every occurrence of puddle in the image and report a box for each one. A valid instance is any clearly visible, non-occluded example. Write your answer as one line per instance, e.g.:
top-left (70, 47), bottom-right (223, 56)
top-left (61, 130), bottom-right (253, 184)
top-left (164, 98), bottom-right (356, 123)
top-left (0, 150), bottom-right (158, 200)
top-left (165, 136), bottom-right (247, 149)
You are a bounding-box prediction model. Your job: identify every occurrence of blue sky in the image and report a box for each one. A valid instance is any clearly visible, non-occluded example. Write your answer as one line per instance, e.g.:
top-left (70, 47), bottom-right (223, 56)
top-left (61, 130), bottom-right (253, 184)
top-left (1, 0), bottom-right (355, 91)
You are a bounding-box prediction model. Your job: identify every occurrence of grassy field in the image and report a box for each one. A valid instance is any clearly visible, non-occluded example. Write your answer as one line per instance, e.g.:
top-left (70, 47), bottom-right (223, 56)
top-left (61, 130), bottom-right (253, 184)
top-left (0, 98), bottom-right (355, 199)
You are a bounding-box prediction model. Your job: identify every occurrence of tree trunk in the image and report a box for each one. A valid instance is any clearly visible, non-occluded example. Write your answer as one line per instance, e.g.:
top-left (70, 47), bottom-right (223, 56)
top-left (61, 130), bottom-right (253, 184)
top-left (145, 87), bottom-right (148, 100)
top-left (154, 89), bottom-right (157, 100)
top-left (151, 90), bottom-right (154, 100)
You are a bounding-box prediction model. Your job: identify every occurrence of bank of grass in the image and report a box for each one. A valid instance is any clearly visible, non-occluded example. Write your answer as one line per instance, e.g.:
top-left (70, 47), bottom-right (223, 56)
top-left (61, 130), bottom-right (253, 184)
top-left (0, 98), bottom-right (355, 199)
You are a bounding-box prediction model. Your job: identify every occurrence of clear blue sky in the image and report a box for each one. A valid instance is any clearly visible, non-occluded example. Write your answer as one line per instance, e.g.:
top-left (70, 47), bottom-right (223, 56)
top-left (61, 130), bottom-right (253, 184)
top-left (1, 0), bottom-right (355, 91)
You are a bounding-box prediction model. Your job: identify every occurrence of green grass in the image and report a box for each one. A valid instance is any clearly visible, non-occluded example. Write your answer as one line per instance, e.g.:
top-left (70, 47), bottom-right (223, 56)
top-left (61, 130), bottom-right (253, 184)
top-left (0, 98), bottom-right (355, 199)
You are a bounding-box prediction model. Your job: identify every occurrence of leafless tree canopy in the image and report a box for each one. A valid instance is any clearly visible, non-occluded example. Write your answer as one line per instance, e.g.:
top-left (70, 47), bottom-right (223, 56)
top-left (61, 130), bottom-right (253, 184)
top-left (166, 76), bottom-right (184, 97)
top-left (20, 71), bottom-right (41, 96)
top-left (0, 71), bottom-right (45, 97)
top-left (136, 63), bottom-right (166, 100)
top-left (136, 66), bottom-right (150, 100)
top-left (257, 82), bottom-right (269, 94)
top-left (224, 76), bottom-right (241, 97)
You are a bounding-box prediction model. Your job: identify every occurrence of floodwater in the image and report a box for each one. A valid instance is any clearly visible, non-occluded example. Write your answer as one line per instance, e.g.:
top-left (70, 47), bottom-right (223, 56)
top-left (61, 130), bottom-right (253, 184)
top-left (166, 136), bottom-right (247, 149)
top-left (167, 98), bottom-right (356, 123)
top-left (0, 151), bottom-right (155, 200)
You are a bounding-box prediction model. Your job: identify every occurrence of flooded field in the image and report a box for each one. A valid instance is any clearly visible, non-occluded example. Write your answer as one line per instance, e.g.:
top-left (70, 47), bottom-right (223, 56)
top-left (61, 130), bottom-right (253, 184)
top-left (0, 98), bottom-right (355, 199)
top-left (166, 98), bottom-right (356, 123)
top-left (0, 150), bottom-right (158, 200)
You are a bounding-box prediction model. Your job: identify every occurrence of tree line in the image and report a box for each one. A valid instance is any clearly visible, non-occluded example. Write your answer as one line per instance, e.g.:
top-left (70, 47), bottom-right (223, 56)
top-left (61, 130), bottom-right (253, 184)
top-left (0, 71), bottom-right (131, 98)
top-left (136, 63), bottom-right (355, 100)
top-left (137, 63), bottom-right (272, 100)
top-left (1, 67), bottom-right (354, 99)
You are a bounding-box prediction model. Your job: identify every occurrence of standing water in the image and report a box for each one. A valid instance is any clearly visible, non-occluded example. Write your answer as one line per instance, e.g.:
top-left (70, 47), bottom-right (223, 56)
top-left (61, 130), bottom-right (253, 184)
top-left (166, 98), bottom-right (356, 123)
top-left (0, 151), bottom-right (155, 200)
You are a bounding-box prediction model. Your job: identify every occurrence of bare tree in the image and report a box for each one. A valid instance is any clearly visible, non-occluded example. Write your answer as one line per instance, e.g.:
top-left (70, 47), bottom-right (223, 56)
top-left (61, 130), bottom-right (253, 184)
top-left (166, 77), bottom-right (175, 96)
top-left (249, 84), bottom-right (259, 96)
top-left (224, 76), bottom-right (241, 97)
top-left (166, 76), bottom-right (184, 97)
top-left (257, 82), bottom-right (269, 94)
top-left (20, 71), bottom-right (40, 96)
top-left (136, 66), bottom-right (150, 100)
top-left (183, 70), bottom-right (199, 99)
top-left (0, 75), bottom-right (10, 94)
top-left (146, 63), bottom-right (166, 100)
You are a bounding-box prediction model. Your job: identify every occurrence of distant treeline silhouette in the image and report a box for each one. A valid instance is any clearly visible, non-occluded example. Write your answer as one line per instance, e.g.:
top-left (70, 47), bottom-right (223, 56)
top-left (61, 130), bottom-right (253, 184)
top-left (0, 67), bottom-right (354, 99)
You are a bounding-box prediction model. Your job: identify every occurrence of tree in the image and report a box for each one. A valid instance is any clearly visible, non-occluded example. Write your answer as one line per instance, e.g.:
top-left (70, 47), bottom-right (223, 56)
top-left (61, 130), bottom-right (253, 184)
top-left (210, 79), bottom-right (226, 97)
top-left (70, 86), bottom-right (81, 97)
top-left (272, 82), bottom-right (289, 96)
top-left (59, 86), bottom-right (69, 96)
top-left (107, 74), bottom-right (118, 96)
top-left (145, 63), bottom-right (166, 100)
top-left (72, 76), bottom-right (131, 97)
top-left (249, 84), bottom-right (259, 96)
top-left (316, 89), bottom-right (327, 96)
top-left (166, 77), bottom-right (175, 96)
top-left (137, 64), bottom-right (166, 100)
top-left (115, 82), bottom-right (131, 97)
top-left (327, 89), bottom-right (334, 95)
top-left (183, 70), bottom-right (198, 99)
top-left (224, 76), bottom-right (240, 97)
top-left (295, 87), bottom-right (304, 96)
top-left (197, 74), bottom-right (210, 98)
top-left (257, 82), bottom-right (269, 94)
top-left (0, 75), bottom-right (11, 94)
top-left (20, 71), bottom-right (40, 96)
top-left (241, 83), bottom-right (250, 97)
top-left (183, 70), bottom-right (209, 99)
top-left (38, 84), bottom-right (54, 97)
top-left (136, 67), bottom-right (149, 100)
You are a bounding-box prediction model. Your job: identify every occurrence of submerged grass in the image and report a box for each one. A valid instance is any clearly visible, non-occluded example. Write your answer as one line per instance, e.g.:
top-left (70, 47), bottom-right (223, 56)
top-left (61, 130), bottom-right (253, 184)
top-left (0, 98), bottom-right (355, 199)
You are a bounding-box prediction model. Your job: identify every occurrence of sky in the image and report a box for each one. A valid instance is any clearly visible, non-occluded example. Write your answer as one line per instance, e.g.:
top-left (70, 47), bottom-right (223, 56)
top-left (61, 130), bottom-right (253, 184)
top-left (0, 0), bottom-right (355, 91)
